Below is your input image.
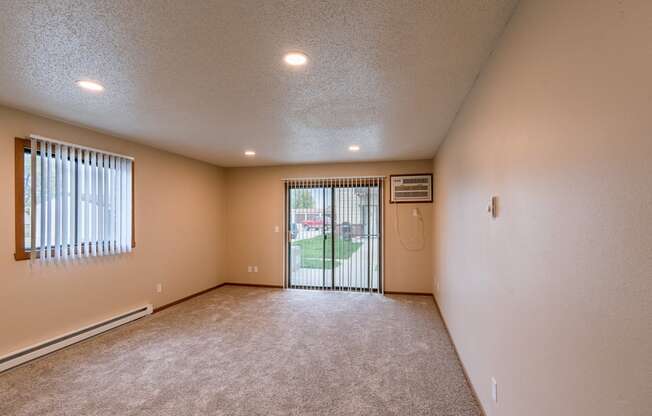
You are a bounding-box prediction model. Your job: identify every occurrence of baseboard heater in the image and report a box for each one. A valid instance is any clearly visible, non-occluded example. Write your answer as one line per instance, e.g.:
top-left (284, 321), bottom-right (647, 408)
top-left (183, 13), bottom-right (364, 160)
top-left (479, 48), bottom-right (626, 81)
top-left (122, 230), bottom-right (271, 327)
top-left (0, 304), bottom-right (153, 373)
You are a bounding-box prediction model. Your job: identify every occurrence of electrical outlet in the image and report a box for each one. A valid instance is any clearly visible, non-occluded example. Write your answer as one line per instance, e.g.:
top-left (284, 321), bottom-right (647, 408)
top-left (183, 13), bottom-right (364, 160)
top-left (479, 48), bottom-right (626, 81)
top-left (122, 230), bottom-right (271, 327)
top-left (156, 283), bottom-right (162, 293)
top-left (253, 266), bottom-right (258, 273)
top-left (488, 196), bottom-right (498, 218)
top-left (437, 281), bottom-right (440, 292)
top-left (491, 377), bottom-right (498, 403)
top-left (274, 225), bottom-right (280, 233)
top-left (247, 266), bottom-right (253, 273)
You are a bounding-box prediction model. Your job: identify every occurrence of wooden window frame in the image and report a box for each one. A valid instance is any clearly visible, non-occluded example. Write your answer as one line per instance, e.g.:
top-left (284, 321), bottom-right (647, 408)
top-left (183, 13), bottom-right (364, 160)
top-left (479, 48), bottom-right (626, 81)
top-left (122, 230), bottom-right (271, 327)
top-left (14, 137), bottom-right (136, 261)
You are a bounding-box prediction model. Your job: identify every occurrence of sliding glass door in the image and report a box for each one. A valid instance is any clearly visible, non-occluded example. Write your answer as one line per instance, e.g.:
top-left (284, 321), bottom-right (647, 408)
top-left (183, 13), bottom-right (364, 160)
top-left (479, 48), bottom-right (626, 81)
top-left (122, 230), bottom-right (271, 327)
top-left (287, 179), bottom-right (381, 292)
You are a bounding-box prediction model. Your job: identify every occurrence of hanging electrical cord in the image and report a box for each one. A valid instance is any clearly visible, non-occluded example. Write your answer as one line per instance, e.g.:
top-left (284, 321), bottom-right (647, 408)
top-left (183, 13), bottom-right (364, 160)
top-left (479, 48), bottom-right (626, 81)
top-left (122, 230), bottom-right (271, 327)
top-left (394, 204), bottom-right (425, 251)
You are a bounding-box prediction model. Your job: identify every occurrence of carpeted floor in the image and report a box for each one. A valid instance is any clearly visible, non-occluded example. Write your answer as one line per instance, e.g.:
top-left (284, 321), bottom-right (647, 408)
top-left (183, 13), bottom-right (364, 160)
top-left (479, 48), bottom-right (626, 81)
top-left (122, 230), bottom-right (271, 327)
top-left (0, 286), bottom-right (482, 416)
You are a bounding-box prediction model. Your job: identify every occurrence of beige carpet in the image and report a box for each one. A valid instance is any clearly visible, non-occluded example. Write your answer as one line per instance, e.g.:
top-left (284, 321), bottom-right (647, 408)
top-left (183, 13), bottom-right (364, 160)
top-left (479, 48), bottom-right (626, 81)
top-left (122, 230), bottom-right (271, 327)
top-left (0, 286), bottom-right (482, 415)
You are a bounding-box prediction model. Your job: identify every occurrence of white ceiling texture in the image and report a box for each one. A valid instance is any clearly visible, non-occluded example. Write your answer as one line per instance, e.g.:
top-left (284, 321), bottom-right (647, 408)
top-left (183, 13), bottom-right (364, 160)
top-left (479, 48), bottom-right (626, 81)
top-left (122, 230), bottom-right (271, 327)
top-left (0, 0), bottom-right (517, 166)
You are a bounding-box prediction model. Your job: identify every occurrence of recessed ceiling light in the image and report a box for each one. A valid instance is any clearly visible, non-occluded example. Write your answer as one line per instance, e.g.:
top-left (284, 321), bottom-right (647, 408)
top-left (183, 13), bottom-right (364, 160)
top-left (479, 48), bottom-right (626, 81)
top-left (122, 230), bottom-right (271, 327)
top-left (283, 52), bottom-right (308, 66)
top-left (76, 80), bottom-right (104, 92)
top-left (244, 150), bottom-right (256, 156)
top-left (349, 145), bottom-right (360, 152)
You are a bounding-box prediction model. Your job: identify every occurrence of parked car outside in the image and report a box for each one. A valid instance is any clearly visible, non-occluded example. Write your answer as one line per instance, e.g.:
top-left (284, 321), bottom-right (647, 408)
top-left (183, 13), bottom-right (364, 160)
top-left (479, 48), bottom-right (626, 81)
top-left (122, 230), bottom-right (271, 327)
top-left (302, 219), bottom-right (327, 231)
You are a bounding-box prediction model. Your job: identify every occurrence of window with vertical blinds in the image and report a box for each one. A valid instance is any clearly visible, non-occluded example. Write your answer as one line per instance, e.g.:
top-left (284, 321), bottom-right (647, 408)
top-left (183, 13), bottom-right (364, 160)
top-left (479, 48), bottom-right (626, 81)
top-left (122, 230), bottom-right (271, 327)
top-left (14, 135), bottom-right (134, 261)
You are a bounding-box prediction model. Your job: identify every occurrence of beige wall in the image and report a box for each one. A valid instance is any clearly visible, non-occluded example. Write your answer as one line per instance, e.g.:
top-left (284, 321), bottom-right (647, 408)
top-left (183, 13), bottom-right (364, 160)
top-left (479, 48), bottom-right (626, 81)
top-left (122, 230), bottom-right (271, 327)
top-left (0, 105), bottom-right (228, 356)
top-left (1, 105), bottom-right (431, 357)
top-left (0, 104), bottom-right (431, 357)
top-left (432, 1), bottom-right (652, 415)
top-left (225, 161), bottom-right (433, 293)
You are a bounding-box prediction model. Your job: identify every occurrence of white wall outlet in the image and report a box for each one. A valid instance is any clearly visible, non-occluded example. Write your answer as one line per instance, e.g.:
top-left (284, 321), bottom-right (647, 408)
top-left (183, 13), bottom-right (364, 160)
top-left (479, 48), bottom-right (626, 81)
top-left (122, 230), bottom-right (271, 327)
top-left (436, 281), bottom-right (440, 293)
top-left (274, 225), bottom-right (280, 233)
top-left (247, 266), bottom-right (253, 273)
top-left (253, 266), bottom-right (258, 273)
top-left (156, 283), bottom-right (162, 293)
top-left (491, 377), bottom-right (498, 403)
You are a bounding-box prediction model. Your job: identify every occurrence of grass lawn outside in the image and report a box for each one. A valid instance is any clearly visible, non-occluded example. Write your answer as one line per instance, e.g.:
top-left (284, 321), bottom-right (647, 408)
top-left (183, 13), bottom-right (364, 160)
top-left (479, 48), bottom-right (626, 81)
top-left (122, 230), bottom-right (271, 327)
top-left (292, 234), bottom-right (362, 269)
top-left (301, 258), bottom-right (340, 269)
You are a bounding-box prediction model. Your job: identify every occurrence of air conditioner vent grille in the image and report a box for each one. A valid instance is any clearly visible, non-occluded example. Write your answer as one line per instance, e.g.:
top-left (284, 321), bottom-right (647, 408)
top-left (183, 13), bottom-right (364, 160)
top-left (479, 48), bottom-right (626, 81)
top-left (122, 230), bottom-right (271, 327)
top-left (395, 185), bottom-right (429, 191)
top-left (401, 178), bottom-right (430, 184)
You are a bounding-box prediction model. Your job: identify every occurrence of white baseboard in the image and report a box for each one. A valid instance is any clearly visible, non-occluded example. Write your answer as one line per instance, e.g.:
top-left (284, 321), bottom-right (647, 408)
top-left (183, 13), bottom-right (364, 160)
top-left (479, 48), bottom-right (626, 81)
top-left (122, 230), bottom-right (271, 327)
top-left (0, 304), bottom-right (152, 373)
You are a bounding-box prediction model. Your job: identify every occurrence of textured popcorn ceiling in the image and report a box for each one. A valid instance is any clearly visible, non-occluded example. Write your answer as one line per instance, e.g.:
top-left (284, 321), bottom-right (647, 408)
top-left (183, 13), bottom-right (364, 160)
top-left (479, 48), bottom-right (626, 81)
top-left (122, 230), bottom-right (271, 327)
top-left (0, 0), bottom-right (517, 166)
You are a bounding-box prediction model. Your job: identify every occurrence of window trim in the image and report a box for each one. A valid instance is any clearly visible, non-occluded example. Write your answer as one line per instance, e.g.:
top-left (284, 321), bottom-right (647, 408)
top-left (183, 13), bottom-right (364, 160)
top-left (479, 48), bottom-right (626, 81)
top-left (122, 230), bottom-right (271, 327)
top-left (14, 137), bottom-right (136, 261)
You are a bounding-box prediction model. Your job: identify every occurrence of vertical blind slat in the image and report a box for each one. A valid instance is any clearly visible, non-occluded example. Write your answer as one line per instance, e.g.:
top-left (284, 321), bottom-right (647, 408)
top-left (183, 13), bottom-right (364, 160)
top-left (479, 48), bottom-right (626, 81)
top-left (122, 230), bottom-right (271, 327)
top-left (99, 153), bottom-right (105, 256)
top-left (30, 138), bottom-right (37, 261)
top-left (39, 140), bottom-right (46, 260)
top-left (85, 150), bottom-right (91, 256)
top-left (119, 158), bottom-right (125, 253)
top-left (56, 144), bottom-right (62, 259)
top-left (62, 146), bottom-right (69, 258)
top-left (54, 144), bottom-right (59, 259)
top-left (124, 158), bottom-right (129, 252)
top-left (106, 156), bottom-right (111, 254)
top-left (126, 159), bottom-right (133, 253)
top-left (112, 156), bottom-right (117, 253)
top-left (109, 156), bottom-right (113, 253)
top-left (71, 148), bottom-right (77, 257)
top-left (120, 158), bottom-right (125, 252)
top-left (103, 154), bottom-right (108, 255)
top-left (45, 142), bottom-right (51, 260)
top-left (116, 157), bottom-right (121, 254)
top-left (347, 177), bottom-right (351, 291)
top-left (90, 151), bottom-right (95, 256)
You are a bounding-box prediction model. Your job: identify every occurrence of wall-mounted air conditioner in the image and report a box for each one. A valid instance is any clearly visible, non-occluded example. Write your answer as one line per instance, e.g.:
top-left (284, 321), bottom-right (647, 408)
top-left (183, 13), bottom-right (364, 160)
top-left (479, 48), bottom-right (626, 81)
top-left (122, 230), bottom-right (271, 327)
top-left (389, 174), bottom-right (433, 203)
